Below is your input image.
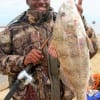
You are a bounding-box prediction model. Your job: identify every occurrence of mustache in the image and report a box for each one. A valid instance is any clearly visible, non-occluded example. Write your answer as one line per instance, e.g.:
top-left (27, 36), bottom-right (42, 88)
top-left (38, 3), bottom-right (50, 8)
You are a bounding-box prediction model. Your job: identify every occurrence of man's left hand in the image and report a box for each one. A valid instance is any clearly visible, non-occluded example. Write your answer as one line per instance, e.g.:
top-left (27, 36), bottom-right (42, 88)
top-left (76, 0), bottom-right (83, 15)
top-left (48, 44), bottom-right (58, 58)
top-left (76, 4), bottom-right (83, 15)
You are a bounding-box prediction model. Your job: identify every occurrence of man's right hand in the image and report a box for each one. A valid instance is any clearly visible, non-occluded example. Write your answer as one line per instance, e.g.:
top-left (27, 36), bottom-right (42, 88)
top-left (24, 49), bottom-right (44, 66)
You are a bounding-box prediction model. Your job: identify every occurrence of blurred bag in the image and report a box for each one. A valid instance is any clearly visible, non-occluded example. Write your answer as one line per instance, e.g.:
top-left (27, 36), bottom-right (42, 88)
top-left (93, 74), bottom-right (100, 90)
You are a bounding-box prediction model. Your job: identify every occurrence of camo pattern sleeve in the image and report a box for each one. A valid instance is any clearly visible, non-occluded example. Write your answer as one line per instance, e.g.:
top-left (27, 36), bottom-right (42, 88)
top-left (82, 16), bottom-right (98, 58)
top-left (0, 29), bottom-right (24, 75)
top-left (86, 26), bottom-right (98, 58)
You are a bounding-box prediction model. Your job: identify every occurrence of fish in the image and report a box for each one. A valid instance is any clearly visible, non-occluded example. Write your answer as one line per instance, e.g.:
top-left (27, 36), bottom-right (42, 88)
top-left (50, 0), bottom-right (90, 99)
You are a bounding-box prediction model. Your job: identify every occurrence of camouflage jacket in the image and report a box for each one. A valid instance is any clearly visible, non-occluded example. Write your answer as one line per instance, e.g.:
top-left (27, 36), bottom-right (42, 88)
top-left (0, 8), bottom-right (98, 100)
top-left (82, 16), bottom-right (98, 58)
top-left (0, 8), bottom-right (56, 100)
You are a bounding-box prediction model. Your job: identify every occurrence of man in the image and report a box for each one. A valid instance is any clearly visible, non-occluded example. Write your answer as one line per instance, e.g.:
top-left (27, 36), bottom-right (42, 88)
top-left (0, 0), bottom-right (98, 100)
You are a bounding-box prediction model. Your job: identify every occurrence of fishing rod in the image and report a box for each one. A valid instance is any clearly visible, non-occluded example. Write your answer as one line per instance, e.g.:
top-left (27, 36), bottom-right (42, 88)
top-left (4, 31), bottom-right (52, 100)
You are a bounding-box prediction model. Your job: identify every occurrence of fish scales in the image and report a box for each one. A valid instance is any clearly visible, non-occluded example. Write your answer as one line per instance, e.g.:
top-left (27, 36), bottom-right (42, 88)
top-left (50, 0), bottom-right (90, 100)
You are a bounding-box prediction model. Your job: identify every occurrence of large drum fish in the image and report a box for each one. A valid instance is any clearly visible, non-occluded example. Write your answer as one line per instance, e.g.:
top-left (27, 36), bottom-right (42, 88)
top-left (50, 0), bottom-right (90, 100)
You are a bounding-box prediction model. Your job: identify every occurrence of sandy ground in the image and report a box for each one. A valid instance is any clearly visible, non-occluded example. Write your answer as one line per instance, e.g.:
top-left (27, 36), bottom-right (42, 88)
top-left (90, 51), bottom-right (100, 74)
top-left (0, 51), bottom-right (100, 100)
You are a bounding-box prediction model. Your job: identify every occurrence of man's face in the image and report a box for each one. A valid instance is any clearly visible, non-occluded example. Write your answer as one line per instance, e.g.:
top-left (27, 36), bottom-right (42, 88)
top-left (27, 0), bottom-right (50, 13)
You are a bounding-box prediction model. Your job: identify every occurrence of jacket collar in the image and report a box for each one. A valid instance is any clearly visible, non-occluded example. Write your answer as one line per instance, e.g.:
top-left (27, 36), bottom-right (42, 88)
top-left (26, 7), bottom-right (54, 25)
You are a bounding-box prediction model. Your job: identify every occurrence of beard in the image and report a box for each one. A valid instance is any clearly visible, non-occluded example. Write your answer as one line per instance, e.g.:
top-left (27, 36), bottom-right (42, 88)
top-left (29, 3), bottom-right (50, 13)
top-left (28, 3), bottom-right (52, 18)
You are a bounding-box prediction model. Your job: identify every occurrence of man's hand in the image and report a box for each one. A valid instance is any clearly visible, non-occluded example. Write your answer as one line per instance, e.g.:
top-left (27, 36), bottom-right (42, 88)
top-left (24, 49), bottom-right (44, 66)
top-left (48, 44), bottom-right (58, 58)
top-left (76, 0), bottom-right (83, 15)
top-left (76, 4), bottom-right (83, 15)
